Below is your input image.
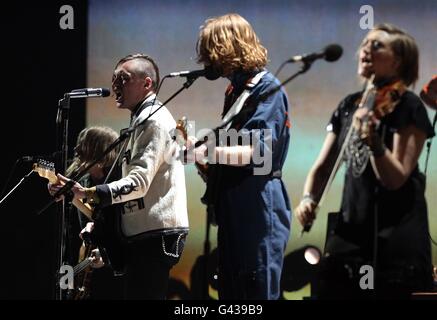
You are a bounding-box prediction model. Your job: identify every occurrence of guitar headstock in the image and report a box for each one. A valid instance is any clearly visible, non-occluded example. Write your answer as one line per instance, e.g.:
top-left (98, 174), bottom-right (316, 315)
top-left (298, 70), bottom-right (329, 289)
top-left (33, 159), bottom-right (57, 183)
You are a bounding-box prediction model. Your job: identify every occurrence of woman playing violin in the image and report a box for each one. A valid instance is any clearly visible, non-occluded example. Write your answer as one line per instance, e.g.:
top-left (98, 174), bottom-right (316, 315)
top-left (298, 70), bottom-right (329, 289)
top-left (295, 23), bottom-right (434, 299)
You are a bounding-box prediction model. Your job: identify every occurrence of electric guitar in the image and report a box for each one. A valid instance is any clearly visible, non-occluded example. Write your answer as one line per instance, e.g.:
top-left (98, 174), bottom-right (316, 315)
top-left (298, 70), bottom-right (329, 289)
top-left (71, 241), bottom-right (97, 300)
top-left (175, 118), bottom-right (219, 225)
top-left (33, 160), bottom-right (94, 219)
top-left (33, 160), bottom-right (96, 299)
top-left (33, 159), bottom-right (125, 275)
top-left (175, 117), bottom-right (208, 181)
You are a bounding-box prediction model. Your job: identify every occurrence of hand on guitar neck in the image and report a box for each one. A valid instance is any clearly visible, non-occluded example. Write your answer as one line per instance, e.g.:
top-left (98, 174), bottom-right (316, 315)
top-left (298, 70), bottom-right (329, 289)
top-left (79, 222), bottom-right (105, 268)
top-left (71, 238), bottom-right (104, 300)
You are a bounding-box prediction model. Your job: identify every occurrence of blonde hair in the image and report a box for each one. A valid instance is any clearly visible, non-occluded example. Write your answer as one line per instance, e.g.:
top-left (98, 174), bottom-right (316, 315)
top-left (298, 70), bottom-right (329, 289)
top-left (196, 13), bottom-right (267, 76)
top-left (66, 126), bottom-right (119, 177)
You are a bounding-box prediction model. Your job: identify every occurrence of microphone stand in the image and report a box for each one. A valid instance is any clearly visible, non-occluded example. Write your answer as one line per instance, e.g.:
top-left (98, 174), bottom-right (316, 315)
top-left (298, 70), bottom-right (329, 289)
top-left (194, 61), bottom-right (313, 299)
top-left (259, 61), bottom-right (311, 102)
top-left (424, 111), bottom-right (436, 176)
top-left (0, 169), bottom-right (34, 205)
top-left (54, 93), bottom-right (71, 300)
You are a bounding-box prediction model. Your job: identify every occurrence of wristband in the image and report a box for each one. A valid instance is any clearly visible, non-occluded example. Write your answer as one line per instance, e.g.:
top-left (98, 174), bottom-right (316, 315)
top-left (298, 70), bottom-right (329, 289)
top-left (369, 133), bottom-right (387, 158)
top-left (84, 187), bottom-right (100, 205)
top-left (301, 193), bottom-right (317, 206)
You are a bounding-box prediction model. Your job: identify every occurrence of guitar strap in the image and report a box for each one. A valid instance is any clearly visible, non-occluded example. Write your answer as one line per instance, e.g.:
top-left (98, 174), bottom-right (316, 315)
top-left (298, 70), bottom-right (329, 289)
top-left (221, 71), bottom-right (267, 130)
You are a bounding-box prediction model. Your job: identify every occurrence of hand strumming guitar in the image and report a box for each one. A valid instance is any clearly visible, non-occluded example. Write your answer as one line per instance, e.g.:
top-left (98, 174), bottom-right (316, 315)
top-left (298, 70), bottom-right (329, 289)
top-left (80, 222), bottom-right (104, 269)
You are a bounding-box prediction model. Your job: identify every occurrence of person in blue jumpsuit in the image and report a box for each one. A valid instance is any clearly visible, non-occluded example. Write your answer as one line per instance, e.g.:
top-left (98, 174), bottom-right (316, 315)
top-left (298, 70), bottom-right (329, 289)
top-left (191, 13), bottom-right (291, 299)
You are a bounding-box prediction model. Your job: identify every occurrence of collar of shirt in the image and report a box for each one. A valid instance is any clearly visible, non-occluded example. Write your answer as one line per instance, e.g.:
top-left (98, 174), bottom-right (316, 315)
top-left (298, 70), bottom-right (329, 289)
top-left (130, 93), bottom-right (157, 124)
top-left (222, 69), bottom-right (263, 118)
top-left (230, 69), bottom-right (262, 91)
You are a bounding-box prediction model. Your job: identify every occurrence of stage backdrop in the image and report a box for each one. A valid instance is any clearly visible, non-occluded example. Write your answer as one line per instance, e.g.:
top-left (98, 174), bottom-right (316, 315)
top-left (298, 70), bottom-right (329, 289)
top-left (86, 0), bottom-right (437, 298)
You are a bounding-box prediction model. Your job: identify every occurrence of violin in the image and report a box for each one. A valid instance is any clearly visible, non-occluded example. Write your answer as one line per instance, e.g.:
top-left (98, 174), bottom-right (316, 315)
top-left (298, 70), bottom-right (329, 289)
top-left (358, 76), bottom-right (407, 118)
top-left (355, 76), bottom-right (407, 141)
top-left (373, 79), bottom-right (407, 117)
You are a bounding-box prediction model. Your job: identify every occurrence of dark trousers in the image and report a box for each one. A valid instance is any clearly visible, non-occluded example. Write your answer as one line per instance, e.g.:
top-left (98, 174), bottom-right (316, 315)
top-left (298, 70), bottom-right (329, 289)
top-left (123, 233), bottom-right (185, 300)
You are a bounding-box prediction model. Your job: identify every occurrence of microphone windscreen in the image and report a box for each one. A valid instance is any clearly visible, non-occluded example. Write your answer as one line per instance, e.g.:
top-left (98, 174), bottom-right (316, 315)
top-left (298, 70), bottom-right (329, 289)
top-left (324, 44), bottom-right (343, 62)
top-left (204, 65), bottom-right (221, 81)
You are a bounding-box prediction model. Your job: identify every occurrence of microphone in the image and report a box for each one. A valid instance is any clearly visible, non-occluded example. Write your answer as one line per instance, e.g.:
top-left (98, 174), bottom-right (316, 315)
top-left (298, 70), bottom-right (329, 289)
top-left (420, 75), bottom-right (437, 110)
top-left (21, 153), bottom-right (57, 162)
top-left (168, 66), bottom-right (221, 81)
top-left (287, 44), bottom-right (343, 64)
top-left (67, 88), bottom-right (110, 98)
top-left (21, 156), bottom-right (40, 162)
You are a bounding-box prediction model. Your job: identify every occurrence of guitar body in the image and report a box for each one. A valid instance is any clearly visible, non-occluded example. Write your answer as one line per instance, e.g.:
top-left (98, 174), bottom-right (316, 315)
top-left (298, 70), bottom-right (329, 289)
top-left (175, 117), bottom-right (220, 223)
top-left (92, 204), bottom-right (125, 275)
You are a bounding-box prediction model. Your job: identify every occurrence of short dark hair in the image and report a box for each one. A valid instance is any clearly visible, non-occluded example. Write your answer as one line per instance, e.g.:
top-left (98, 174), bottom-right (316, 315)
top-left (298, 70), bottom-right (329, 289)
top-left (115, 54), bottom-right (160, 91)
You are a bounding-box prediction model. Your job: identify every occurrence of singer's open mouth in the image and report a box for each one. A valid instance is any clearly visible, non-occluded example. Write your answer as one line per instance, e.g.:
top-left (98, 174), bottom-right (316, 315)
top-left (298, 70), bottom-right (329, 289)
top-left (361, 56), bottom-right (373, 69)
top-left (115, 91), bottom-right (123, 102)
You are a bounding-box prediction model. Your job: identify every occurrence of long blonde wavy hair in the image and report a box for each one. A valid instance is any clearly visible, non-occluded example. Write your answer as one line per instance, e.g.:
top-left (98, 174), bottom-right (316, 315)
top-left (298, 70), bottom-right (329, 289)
top-left (196, 13), bottom-right (268, 76)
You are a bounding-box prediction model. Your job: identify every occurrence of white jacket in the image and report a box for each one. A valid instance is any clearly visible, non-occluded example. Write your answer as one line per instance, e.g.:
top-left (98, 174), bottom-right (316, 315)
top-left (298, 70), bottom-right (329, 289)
top-left (97, 96), bottom-right (189, 238)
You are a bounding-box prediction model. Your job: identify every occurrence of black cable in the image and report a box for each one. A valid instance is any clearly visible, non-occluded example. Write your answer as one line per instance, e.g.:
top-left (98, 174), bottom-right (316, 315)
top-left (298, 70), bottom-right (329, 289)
top-left (373, 185), bottom-right (379, 297)
top-left (424, 111), bottom-right (437, 247)
top-left (150, 75), bottom-right (168, 117)
top-left (424, 111), bottom-right (436, 176)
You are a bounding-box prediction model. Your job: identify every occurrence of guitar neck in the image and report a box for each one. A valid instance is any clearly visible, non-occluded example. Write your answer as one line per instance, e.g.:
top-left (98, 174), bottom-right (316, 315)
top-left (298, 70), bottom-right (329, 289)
top-left (73, 258), bottom-right (93, 275)
top-left (72, 198), bottom-right (94, 220)
top-left (33, 163), bottom-right (95, 219)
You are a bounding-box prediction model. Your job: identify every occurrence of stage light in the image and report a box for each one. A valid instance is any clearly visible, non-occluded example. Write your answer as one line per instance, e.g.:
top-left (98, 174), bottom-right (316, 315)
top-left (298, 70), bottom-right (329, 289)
top-left (304, 246), bottom-right (321, 265)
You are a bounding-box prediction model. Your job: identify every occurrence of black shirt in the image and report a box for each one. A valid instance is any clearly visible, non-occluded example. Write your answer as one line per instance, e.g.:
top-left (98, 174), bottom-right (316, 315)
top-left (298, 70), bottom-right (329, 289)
top-left (325, 90), bottom-right (434, 280)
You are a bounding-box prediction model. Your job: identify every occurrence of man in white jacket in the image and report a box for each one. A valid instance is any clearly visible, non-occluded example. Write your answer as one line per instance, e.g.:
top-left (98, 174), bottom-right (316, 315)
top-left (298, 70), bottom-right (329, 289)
top-left (50, 54), bottom-right (189, 299)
